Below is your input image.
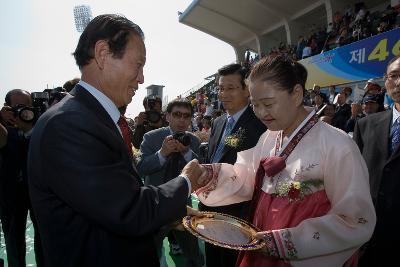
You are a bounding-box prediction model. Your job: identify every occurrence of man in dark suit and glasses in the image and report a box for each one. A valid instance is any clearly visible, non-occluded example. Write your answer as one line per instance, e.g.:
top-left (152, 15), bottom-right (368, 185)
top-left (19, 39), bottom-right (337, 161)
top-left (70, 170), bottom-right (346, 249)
top-left (27, 14), bottom-right (206, 267)
top-left (199, 63), bottom-right (266, 267)
top-left (354, 56), bottom-right (400, 267)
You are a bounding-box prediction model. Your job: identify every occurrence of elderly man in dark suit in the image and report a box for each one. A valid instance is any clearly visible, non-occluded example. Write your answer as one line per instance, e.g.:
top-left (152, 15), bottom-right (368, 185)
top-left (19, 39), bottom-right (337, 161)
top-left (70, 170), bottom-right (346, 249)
top-left (199, 63), bottom-right (267, 267)
top-left (354, 56), bottom-right (400, 267)
top-left (27, 14), bottom-right (206, 267)
top-left (138, 98), bottom-right (204, 267)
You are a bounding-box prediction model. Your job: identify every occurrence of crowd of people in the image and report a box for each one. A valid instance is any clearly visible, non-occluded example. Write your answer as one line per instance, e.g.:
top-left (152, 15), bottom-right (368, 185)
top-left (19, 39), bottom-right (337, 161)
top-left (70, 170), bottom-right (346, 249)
top-left (243, 2), bottom-right (400, 65)
top-left (0, 11), bottom-right (399, 267)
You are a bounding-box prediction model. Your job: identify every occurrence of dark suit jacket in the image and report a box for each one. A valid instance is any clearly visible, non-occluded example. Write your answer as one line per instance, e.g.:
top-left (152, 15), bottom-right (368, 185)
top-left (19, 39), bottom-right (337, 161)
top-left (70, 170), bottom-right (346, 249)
top-left (201, 105), bottom-right (267, 217)
top-left (0, 127), bottom-right (30, 209)
top-left (28, 85), bottom-right (189, 267)
top-left (207, 105), bottom-right (266, 165)
top-left (332, 103), bottom-right (351, 131)
top-left (353, 110), bottom-right (400, 262)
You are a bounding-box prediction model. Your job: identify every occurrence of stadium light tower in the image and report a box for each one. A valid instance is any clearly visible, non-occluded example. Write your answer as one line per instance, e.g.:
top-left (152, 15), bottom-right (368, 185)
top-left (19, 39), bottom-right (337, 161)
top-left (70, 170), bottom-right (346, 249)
top-left (73, 5), bottom-right (92, 33)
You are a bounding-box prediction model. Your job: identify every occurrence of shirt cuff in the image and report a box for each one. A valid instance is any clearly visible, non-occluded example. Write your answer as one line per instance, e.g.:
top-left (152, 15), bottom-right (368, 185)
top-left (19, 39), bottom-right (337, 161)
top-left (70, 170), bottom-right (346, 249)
top-left (183, 149), bottom-right (193, 162)
top-left (180, 174), bottom-right (192, 197)
top-left (157, 150), bottom-right (166, 166)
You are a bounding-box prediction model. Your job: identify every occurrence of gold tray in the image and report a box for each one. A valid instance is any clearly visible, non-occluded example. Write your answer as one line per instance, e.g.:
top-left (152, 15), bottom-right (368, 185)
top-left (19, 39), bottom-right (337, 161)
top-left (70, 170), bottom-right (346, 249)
top-left (182, 212), bottom-right (265, 250)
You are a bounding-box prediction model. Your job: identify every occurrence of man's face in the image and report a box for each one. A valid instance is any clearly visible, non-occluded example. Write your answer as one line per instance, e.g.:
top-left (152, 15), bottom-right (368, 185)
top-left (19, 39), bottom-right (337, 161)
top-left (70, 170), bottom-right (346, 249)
top-left (385, 58), bottom-right (400, 104)
top-left (337, 93), bottom-right (346, 105)
top-left (366, 84), bottom-right (380, 95)
top-left (101, 34), bottom-right (146, 108)
top-left (363, 101), bottom-right (379, 115)
top-left (3, 92), bottom-right (33, 128)
top-left (324, 105), bottom-right (335, 117)
top-left (166, 106), bottom-right (192, 133)
top-left (218, 74), bottom-right (249, 114)
top-left (10, 93), bottom-right (32, 108)
top-left (314, 95), bottom-right (323, 106)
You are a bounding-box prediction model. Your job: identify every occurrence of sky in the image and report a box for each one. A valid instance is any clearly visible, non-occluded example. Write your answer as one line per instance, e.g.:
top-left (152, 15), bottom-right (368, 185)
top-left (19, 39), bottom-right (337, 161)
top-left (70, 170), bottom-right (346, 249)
top-left (0, 0), bottom-right (236, 118)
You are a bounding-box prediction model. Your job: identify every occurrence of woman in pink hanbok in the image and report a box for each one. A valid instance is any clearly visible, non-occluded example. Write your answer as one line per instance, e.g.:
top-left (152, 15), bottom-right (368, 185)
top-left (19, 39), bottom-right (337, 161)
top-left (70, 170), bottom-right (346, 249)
top-left (195, 55), bottom-right (376, 267)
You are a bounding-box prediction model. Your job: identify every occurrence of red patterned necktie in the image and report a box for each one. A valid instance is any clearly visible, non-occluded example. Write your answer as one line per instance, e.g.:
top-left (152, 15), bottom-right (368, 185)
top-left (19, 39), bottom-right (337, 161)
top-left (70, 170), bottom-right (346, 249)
top-left (117, 116), bottom-right (133, 158)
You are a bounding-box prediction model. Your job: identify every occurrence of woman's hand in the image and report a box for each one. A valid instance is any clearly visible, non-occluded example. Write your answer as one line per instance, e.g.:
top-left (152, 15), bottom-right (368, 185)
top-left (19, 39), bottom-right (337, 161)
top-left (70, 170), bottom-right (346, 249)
top-left (254, 231), bottom-right (279, 257)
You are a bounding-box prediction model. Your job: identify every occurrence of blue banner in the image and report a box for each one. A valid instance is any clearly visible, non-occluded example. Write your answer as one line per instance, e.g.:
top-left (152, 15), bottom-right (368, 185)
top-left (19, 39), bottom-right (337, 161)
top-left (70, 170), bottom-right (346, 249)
top-left (300, 28), bottom-right (400, 88)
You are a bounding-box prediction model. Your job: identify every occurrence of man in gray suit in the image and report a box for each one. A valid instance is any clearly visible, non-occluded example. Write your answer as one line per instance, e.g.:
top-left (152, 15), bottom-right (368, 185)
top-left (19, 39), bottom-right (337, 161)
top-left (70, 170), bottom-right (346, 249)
top-left (137, 98), bottom-right (204, 267)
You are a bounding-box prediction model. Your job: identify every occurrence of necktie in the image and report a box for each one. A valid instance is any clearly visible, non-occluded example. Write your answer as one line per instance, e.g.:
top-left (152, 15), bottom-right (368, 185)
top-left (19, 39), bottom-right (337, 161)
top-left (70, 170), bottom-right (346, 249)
top-left (212, 116), bottom-right (235, 163)
top-left (390, 117), bottom-right (400, 155)
top-left (118, 116), bottom-right (133, 158)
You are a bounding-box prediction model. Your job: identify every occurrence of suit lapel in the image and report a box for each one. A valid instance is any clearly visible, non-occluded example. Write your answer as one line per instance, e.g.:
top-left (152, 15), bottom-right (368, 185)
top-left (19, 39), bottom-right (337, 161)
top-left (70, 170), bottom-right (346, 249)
top-left (373, 110), bottom-right (392, 162)
top-left (71, 85), bottom-right (142, 183)
top-left (220, 106), bottom-right (252, 158)
top-left (210, 115), bottom-right (227, 161)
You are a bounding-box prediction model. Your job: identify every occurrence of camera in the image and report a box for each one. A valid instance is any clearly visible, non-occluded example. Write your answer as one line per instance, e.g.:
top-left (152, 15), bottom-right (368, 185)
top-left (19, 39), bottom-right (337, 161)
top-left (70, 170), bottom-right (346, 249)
top-left (11, 104), bottom-right (38, 123)
top-left (145, 96), bottom-right (162, 124)
top-left (46, 87), bottom-right (68, 106)
top-left (31, 91), bottom-right (49, 116)
top-left (173, 132), bottom-right (191, 146)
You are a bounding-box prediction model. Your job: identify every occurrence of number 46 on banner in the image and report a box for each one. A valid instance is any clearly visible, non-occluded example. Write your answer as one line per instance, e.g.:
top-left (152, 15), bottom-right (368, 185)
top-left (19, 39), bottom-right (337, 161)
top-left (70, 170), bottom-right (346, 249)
top-left (368, 39), bottom-right (400, 62)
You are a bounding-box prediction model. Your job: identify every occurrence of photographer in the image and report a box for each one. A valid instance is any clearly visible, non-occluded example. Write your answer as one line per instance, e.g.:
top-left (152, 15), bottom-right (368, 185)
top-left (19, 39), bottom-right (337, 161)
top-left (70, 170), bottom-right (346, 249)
top-left (46, 87), bottom-right (68, 107)
top-left (0, 89), bottom-right (44, 267)
top-left (137, 98), bottom-right (204, 267)
top-left (132, 95), bottom-right (166, 148)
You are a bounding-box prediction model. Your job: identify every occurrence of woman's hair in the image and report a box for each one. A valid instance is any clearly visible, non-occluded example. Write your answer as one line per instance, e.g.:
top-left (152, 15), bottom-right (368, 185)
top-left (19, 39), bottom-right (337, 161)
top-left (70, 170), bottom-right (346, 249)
top-left (248, 55), bottom-right (308, 93)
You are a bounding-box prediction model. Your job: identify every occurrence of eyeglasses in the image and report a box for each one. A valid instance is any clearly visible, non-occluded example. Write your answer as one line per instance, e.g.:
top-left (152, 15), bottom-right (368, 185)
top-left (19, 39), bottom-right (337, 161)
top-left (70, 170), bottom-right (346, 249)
top-left (171, 111), bottom-right (191, 119)
top-left (216, 85), bottom-right (242, 92)
top-left (385, 73), bottom-right (400, 82)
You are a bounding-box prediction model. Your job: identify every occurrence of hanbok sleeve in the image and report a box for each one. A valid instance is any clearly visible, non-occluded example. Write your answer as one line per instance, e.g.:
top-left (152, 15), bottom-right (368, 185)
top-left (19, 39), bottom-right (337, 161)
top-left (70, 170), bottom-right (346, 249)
top-left (195, 148), bottom-right (256, 206)
top-left (269, 135), bottom-right (376, 266)
top-left (196, 131), bottom-right (270, 206)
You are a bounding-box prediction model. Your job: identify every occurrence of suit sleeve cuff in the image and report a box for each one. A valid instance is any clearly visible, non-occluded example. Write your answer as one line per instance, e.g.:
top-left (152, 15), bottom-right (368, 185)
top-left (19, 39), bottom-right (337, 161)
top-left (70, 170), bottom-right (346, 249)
top-left (179, 174), bottom-right (191, 197)
top-left (157, 150), bottom-right (167, 166)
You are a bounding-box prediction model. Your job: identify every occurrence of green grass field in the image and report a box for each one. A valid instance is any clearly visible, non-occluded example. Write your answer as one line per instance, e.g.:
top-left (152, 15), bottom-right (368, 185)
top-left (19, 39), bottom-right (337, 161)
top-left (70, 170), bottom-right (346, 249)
top-left (0, 198), bottom-right (205, 267)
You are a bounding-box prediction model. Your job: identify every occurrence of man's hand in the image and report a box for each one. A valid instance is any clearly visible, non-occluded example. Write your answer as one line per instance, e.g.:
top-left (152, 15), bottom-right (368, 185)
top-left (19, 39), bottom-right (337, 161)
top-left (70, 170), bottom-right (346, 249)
top-left (181, 159), bottom-right (209, 192)
top-left (160, 135), bottom-right (178, 157)
top-left (136, 112), bottom-right (147, 126)
top-left (0, 106), bottom-right (17, 126)
top-left (351, 103), bottom-right (362, 118)
top-left (15, 117), bottom-right (33, 133)
top-left (176, 141), bottom-right (190, 154)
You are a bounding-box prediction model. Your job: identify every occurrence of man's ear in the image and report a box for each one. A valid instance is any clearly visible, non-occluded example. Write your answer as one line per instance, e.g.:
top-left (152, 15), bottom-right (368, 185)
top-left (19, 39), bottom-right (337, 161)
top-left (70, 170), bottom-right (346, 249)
top-left (166, 112), bottom-right (171, 123)
top-left (93, 40), bottom-right (110, 70)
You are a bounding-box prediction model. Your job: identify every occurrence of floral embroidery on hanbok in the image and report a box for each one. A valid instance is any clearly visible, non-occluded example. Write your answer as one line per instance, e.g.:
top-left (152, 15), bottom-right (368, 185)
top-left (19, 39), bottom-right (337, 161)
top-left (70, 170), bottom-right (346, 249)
top-left (281, 229), bottom-right (298, 259)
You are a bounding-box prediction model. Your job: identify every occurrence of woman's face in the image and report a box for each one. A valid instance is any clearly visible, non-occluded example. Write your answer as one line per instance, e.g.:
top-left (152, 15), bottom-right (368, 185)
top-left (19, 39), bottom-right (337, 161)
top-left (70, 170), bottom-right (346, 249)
top-left (249, 79), bottom-right (303, 132)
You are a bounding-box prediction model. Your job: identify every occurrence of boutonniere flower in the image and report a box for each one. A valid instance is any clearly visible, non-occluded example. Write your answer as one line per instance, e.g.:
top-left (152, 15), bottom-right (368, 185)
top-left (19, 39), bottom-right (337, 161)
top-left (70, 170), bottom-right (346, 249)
top-left (275, 179), bottom-right (323, 202)
top-left (224, 127), bottom-right (246, 148)
top-left (132, 148), bottom-right (142, 163)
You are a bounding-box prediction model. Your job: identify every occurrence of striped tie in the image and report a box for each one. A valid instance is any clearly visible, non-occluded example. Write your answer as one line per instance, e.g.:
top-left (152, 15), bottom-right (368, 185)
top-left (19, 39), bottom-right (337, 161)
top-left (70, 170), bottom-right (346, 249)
top-left (390, 117), bottom-right (400, 155)
top-left (212, 116), bottom-right (235, 163)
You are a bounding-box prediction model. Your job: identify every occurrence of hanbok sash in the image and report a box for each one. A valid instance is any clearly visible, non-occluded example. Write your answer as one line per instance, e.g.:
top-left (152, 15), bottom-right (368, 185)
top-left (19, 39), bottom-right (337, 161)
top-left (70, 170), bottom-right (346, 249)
top-left (249, 112), bottom-right (319, 219)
